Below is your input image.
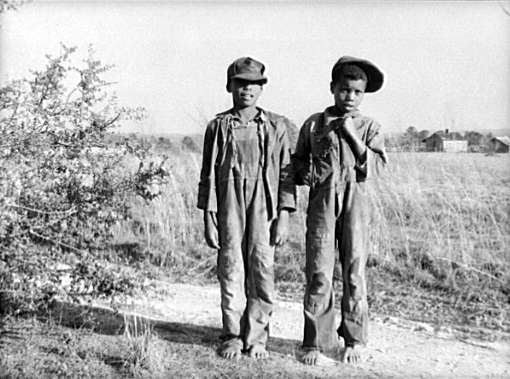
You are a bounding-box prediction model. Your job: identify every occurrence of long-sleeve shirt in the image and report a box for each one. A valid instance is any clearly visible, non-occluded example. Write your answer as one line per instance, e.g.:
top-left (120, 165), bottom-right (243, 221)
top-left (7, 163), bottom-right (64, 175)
top-left (292, 106), bottom-right (387, 190)
top-left (198, 107), bottom-right (297, 220)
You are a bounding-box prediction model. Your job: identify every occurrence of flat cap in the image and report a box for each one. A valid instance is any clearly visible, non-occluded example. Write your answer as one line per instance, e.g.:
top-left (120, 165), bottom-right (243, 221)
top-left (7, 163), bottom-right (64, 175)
top-left (226, 57), bottom-right (268, 91)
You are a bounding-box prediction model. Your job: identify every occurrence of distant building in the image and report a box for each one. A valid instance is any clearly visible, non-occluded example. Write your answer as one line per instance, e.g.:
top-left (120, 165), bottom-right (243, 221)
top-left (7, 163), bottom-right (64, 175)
top-left (464, 131), bottom-right (485, 152)
top-left (422, 130), bottom-right (467, 152)
top-left (488, 136), bottom-right (510, 153)
top-left (443, 140), bottom-right (468, 153)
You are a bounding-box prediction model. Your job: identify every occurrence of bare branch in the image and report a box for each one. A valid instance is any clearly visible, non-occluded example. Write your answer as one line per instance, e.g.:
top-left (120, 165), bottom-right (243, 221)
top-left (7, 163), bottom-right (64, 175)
top-left (104, 112), bottom-right (121, 128)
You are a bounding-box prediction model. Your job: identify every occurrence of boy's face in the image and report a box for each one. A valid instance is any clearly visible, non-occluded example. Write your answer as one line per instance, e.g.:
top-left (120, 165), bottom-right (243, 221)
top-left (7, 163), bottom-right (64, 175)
top-left (229, 78), bottom-right (263, 108)
top-left (330, 77), bottom-right (366, 113)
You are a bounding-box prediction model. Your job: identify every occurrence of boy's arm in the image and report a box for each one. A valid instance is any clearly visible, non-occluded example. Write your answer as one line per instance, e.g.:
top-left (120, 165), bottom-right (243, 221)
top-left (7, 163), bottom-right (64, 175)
top-left (277, 118), bottom-right (297, 213)
top-left (291, 120), bottom-right (312, 186)
top-left (270, 118), bottom-right (296, 246)
top-left (340, 117), bottom-right (387, 180)
top-left (198, 120), bottom-right (221, 249)
top-left (203, 210), bottom-right (220, 249)
top-left (197, 120), bottom-right (217, 212)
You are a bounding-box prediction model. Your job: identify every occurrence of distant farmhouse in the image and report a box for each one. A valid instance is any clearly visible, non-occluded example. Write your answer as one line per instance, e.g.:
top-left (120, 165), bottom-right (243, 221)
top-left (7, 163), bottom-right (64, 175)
top-left (422, 129), bottom-right (467, 152)
top-left (464, 131), bottom-right (485, 152)
top-left (488, 136), bottom-right (510, 153)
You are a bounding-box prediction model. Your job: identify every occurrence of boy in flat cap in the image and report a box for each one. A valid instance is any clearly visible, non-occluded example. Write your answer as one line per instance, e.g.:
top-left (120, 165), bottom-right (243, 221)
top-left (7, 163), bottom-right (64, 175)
top-left (292, 56), bottom-right (387, 365)
top-left (198, 57), bottom-right (297, 360)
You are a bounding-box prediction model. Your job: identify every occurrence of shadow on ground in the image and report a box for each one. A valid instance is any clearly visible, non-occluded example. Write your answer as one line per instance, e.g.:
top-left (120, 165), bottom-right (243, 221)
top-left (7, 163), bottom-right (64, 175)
top-left (43, 300), bottom-right (301, 357)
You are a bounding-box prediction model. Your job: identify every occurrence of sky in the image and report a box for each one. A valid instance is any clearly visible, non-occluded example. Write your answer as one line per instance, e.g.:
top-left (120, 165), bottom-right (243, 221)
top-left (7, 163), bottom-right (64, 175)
top-left (1, 0), bottom-right (509, 135)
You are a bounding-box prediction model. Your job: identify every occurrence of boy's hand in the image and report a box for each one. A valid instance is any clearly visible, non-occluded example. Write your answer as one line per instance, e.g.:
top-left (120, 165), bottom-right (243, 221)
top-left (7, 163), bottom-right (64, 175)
top-left (340, 116), bottom-right (367, 159)
top-left (204, 211), bottom-right (220, 249)
top-left (340, 116), bottom-right (357, 137)
top-left (272, 210), bottom-right (289, 246)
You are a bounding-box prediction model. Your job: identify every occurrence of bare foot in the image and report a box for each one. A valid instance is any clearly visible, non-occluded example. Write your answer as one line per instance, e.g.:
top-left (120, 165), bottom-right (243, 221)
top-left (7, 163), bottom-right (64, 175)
top-left (219, 343), bottom-right (242, 360)
top-left (301, 349), bottom-right (337, 366)
top-left (342, 345), bottom-right (361, 364)
top-left (248, 344), bottom-right (268, 359)
top-left (302, 349), bottom-right (321, 365)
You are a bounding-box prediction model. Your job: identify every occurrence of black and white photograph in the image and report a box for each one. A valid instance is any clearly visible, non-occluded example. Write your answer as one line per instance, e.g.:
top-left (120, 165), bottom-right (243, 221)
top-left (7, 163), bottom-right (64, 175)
top-left (1, 0), bottom-right (509, 377)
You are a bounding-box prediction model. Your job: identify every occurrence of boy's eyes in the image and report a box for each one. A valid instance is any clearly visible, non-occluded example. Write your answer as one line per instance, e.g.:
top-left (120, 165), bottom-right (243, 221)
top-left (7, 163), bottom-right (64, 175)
top-left (339, 89), bottom-right (363, 96)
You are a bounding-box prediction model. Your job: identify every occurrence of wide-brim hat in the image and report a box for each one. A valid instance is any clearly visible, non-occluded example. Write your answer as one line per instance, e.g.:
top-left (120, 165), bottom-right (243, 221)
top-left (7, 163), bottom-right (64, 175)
top-left (226, 57), bottom-right (268, 91)
top-left (331, 56), bottom-right (384, 93)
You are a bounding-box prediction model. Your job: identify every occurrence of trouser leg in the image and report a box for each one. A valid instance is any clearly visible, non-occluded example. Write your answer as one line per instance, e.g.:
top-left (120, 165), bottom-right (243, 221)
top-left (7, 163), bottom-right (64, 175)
top-left (217, 179), bottom-right (246, 347)
top-left (337, 182), bottom-right (369, 346)
top-left (244, 179), bottom-right (273, 350)
top-left (302, 185), bottom-right (338, 350)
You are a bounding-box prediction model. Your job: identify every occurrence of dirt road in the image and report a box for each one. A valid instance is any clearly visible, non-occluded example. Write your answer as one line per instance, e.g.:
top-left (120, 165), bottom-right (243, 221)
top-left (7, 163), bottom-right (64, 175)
top-left (110, 281), bottom-right (509, 378)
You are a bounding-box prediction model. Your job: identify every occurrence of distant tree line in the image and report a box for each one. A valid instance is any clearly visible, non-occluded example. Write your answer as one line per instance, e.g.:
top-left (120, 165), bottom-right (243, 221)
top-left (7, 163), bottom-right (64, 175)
top-left (113, 128), bottom-right (504, 154)
top-left (106, 133), bottom-right (203, 154)
top-left (385, 126), bottom-right (497, 152)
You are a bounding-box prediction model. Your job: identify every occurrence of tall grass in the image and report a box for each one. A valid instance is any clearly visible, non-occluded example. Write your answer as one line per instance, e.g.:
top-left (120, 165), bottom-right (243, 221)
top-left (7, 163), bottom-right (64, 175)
top-left (116, 150), bottom-right (510, 295)
top-left (369, 153), bottom-right (509, 284)
top-left (111, 149), bottom-right (207, 271)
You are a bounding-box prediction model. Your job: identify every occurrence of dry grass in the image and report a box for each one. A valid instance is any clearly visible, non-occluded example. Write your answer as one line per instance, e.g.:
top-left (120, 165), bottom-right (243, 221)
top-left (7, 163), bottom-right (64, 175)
top-left (118, 150), bottom-right (509, 279)
top-left (369, 153), bottom-right (509, 272)
top-left (110, 148), bottom-right (509, 332)
top-left (2, 151), bottom-right (508, 376)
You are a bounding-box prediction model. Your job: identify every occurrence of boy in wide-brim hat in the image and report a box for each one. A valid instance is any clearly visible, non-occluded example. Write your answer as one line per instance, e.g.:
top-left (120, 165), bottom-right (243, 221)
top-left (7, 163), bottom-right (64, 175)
top-left (198, 57), bottom-right (297, 360)
top-left (292, 55), bottom-right (387, 365)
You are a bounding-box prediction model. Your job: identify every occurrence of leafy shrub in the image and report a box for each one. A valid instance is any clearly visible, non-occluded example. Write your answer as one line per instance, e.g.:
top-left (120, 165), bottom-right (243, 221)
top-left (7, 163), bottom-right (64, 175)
top-left (0, 45), bottom-right (167, 315)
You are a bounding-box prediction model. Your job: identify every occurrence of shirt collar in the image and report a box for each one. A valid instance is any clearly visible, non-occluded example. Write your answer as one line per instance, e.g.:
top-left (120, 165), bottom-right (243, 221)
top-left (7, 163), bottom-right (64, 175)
top-left (220, 107), bottom-right (267, 123)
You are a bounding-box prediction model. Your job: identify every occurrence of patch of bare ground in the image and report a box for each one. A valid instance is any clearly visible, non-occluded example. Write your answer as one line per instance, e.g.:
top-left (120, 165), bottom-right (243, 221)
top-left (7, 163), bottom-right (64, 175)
top-left (3, 280), bottom-right (507, 378)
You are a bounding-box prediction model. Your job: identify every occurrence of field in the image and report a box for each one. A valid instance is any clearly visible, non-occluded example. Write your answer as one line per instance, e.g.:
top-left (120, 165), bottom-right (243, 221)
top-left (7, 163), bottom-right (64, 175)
top-left (2, 144), bottom-right (510, 378)
top-left (113, 148), bottom-right (510, 332)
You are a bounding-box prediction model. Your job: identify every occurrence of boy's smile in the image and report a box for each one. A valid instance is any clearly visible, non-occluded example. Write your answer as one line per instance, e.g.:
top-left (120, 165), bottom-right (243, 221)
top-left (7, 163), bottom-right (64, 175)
top-left (331, 77), bottom-right (366, 114)
top-left (230, 78), bottom-right (263, 108)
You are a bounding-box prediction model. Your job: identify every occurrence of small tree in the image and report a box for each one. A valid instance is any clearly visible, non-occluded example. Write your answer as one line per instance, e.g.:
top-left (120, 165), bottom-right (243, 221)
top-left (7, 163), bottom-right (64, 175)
top-left (0, 45), bottom-right (167, 314)
top-left (397, 126), bottom-right (421, 151)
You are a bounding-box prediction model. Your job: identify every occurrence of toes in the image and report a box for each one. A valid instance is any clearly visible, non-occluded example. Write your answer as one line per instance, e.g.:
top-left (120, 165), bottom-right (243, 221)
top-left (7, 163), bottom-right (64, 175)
top-left (342, 347), bottom-right (360, 364)
top-left (219, 346), bottom-right (241, 360)
top-left (249, 346), bottom-right (268, 359)
top-left (302, 350), bottom-right (320, 365)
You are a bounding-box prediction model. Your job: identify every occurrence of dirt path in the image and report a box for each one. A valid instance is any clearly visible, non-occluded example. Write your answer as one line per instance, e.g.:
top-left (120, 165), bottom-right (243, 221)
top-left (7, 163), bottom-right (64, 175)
top-left (110, 281), bottom-right (509, 378)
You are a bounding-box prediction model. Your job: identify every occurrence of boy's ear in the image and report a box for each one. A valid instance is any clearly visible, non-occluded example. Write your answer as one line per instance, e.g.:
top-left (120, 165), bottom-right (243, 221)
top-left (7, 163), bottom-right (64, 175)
top-left (226, 79), bottom-right (232, 93)
top-left (329, 81), bottom-right (335, 94)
